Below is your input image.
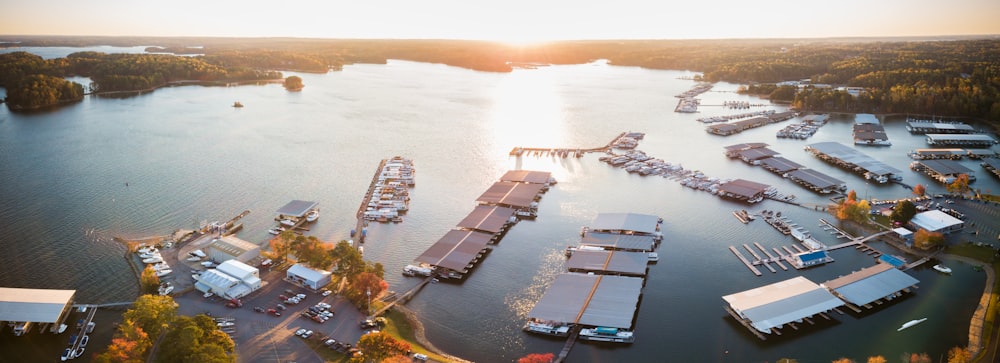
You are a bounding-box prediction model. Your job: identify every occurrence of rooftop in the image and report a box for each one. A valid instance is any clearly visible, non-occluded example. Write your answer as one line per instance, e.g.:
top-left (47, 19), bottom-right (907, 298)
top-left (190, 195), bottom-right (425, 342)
top-left (916, 159), bottom-right (974, 176)
top-left (787, 169), bottom-right (845, 190)
top-left (590, 213), bottom-right (660, 234)
top-left (499, 170), bottom-right (553, 184)
top-left (276, 200), bottom-right (319, 217)
top-left (806, 142), bottom-right (902, 176)
top-left (456, 205), bottom-right (516, 234)
top-left (527, 273), bottom-right (644, 329)
top-left (475, 181), bottom-right (545, 209)
top-left (415, 229), bottom-right (494, 271)
top-left (566, 250), bottom-right (649, 276)
top-left (760, 157), bottom-right (804, 173)
top-left (910, 209), bottom-right (964, 232)
top-left (0, 287), bottom-right (76, 323)
top-left (822, 263), bottom-right (919, 306)
top-left (723, 276), bottom-right (845, 334)
top-left (209, 236), bottom-right (260, 257)
top-left (718, 179), bottom-right (770, 199)
top-left (581, 232), bottom-right (657, 252)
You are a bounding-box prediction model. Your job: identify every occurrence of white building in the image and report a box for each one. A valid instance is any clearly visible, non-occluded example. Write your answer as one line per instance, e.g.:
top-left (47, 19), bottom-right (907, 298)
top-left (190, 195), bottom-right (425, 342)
top-left (195, 260), bottom-right (261, 300)
top-left (205, 235), bottom-right (261, 264)
top-left (909, 210), bottom-right (964, 234)
top-left (286, 263), bottom-right (332, 290)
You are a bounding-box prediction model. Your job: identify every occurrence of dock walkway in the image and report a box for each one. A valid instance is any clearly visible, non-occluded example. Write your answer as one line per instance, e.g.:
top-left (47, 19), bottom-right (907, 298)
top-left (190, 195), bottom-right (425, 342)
top-left (553, 327), bottom-right (581, 363)
top-left (510, 132), bottom-right (632, 158)
top-left (353, 159), bottom-right (388, 247)
top-left (373, 276), bottom-right (435, 316)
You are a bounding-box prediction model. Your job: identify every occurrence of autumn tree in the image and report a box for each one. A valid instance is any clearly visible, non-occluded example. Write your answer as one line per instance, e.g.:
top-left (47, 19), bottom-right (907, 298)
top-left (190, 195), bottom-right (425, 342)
top-left (265, 230), bottom-right (296, 263)
top-left (867, 356), bottom-right (887, 363)
top-left (349, 271), bottom-right (390, 313)
top-left (901, 352), bottom-right (932, 363)
top-left (123, 294), bottom-right (178, 338)
top-left (946, 174), bottom-right (970, 196)
top-left (519, 352), bottom-right (555, 363)
top-left (890, 200), bottom-right (917, 224)
top-left (289, 235), bottom-right (334, 270)
top-left (832, 358), bottom-right (855, 363)
top-left (912, 184), bottom-right (926, 197)
top-left (836, 191), bottom-right (871, 224)
top-left (91, 319), bottom-right (152, 363)
top-left (354, 331), bottom-right (411, 362)
top-left (140, 265), bottom-right (162, 295)
top-left (913, 228), bottom-right (945, 250)
top-left (947, 346), bottom-right (971, 363)
top-left (284, 75), bottom-right (304, 91)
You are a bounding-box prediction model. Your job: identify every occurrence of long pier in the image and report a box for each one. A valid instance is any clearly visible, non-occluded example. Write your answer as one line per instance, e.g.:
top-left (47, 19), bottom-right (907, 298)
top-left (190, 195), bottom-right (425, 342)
top-left (729, 246), bottom-right (762, 276)
top-left (509, 132), bottom-right (631, 158)
top-left (553, 327), bottom-right (582, 363)
top-left (353, 159), bottom-right (388, 247)
top-left (372, 276), bottom-right (434, 316)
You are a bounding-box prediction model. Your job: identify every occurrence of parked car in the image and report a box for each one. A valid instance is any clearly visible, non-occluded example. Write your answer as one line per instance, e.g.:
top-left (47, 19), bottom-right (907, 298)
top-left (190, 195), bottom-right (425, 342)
top-left (254, 306), bottom-right (265, 313)
top-left (323, 338), bottom-right (337, 346)
top-left (301, 330), bottom-right (313, 339)
top-left (276, 304), bottom-right (287, 311)
top-left (321, 289), bottom-right (332, 297)
top-left (294, 328), bottom-right (306, 336)
top-left (414, 353), bottom-right (429, 361)
top-left (267, 309), bottom-right (281, 316)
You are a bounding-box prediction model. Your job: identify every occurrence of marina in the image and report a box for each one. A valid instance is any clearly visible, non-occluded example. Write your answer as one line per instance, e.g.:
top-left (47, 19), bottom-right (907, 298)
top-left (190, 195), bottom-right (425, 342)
top-left (983, 158), bottom-right (1000, 179)
top-left (673, 83), bottom-right (713, 113)
top-left (725, 143), bottom-right (847, 194)
top-left (853, 117), bottom-right (891, 146)
top-left (925, 134), bottom-right (999, 148)
top-left (360, 156), bottom-right (415, 224)
top-left (910, 159), bottom-right (977, 184)
top-left (905, 119), bottom-right (976, 134)
top-left (805, 141), bottom-right (904, 183)
top-left (776, 114), bottom-right (829, 139)
top-left (705, 112), bottom-right (797, 136)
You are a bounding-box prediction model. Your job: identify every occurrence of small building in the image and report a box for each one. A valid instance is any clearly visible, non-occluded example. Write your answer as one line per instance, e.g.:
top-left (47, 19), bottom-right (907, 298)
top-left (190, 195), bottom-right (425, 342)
top-left (717, 179), bottom-right (771, 203)
top-left (216, 260), bottom-right (262, 291)
top-left (909, 210), bottom-right (964, 234)
top-left (286, 263), bottom-right (333, 290)
top-left (789, 250), bottom-right (833, 268)
top-left (723, 276), bottom-right (845, 339)
top-left (205, 235), bottom-right (261, 264)
top-left (0, 287), bottom-right (76, 335)
top-left (892, 227), bottom-right (914, 247)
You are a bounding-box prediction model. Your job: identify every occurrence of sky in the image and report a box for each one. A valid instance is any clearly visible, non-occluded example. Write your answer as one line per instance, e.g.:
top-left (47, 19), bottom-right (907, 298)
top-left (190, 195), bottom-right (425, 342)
top-left (1, 0), bottom-right (999, 42)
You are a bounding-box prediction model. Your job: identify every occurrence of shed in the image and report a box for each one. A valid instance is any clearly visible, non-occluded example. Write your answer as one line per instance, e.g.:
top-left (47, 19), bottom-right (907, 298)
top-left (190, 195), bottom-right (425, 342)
top-left (286, 263), bottom-right (332, 290)
top-left (206, 236), bottom-right (261, 264)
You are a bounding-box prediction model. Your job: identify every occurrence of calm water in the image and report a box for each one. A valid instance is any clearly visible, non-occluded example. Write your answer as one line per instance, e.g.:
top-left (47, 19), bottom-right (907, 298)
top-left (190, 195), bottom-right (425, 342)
top-left (1, 47), bottom-right (997, 362)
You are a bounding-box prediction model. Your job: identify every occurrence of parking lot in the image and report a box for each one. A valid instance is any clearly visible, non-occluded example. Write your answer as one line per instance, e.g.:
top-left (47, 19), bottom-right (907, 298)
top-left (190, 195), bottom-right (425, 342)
top-left (174, 265), bottom-right (368, 363)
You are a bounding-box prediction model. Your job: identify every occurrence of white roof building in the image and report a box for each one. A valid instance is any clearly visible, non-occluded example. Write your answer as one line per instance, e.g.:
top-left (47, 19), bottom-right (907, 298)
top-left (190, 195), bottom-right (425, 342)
top-left (723, 276), bottom-right (844, 335)
top-left (909, 210), bottom-right (964, 234)
top-left (287, 263), bottom-right (332, 290)
top-left (195, 260), bottom-right (262, 300)
top-left (0, 287), bottom-right (76, 324)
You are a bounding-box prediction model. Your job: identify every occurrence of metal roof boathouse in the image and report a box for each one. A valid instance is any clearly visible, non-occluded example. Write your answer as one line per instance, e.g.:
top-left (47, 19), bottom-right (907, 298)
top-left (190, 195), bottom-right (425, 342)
top-left (588, 212), bottom-right (662, 236)
top-left (414, 229), bottom-right (494, 273)
top-left (723, 276), bottom-right (845, 339)
top-left (476, 181), bottom-right (545, 209)
top-left (0, 287), bottom-right (76, 335)
top-left (566, 250), bottom-right (649, 277)
top-left (456, 205), bottom-right (517, 234)
top-left (821, 263), bottom-right (919, 312)
top-left (580, 232), bottom-right (658, 252)
top-left (805, 142), bottom-right (902, 183)
top-left (926, 134), bottom-right (998, 148)
top-left (527, 273), bottom-right (644, 331)
top-left (910, 159), bottom-right (975, 184)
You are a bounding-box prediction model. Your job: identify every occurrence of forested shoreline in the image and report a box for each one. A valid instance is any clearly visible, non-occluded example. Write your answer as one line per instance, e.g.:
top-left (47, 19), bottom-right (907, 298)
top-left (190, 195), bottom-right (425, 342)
top-left (1, 35), bottom-right (999, 120)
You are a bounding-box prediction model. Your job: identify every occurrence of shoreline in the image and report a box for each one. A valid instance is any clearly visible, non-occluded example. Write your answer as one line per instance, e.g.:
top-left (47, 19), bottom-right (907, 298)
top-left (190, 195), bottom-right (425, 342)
top-left (394, 304), bottom-right (472, 363)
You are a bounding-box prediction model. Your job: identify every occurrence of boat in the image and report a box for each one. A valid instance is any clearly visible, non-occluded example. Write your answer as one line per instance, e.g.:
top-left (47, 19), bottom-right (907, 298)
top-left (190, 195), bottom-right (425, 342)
top-left (306, 210), bottom-right (319, 222)
top-left (402, 264), bottom-right (434, 277)
top-left (57, 323), bottom-right (67, 334)
top-left (151, 262), bottom-right (170, 271)
top-left (74, 347), bottom-right (85, 359)
top-left (267, 227), bottom-right (285, 235)
top-left (189, 249), bottom-right (207, 258)
top-left (579, 327), bottom-right (635, 343)
top-left (523, 320), bottom-right (572, 337)
top-left (86, 322), bottom-right (95, 333)
top-left (647, 252), bottom-right (659, 263)
top-left (155, 269), bottom-right (173, 277)
top-left (232, 101), bottom-right (243, 108)
top-left (60, 348), bottom-right (72, 361)
top-left (933, 264), bottom-right (952, 274)
top-left (279, 219), bottom-right (296, 227)
top-left (186, 256), bottom-right (202, 262)
top-left (158, 284), bottom-right (174, 296)
top-left (142, 256), bottom-right (163, 264)
top-left (201, 261), bottom-right (216, 267)
top-left (897, 318), bottom-right (928, 331)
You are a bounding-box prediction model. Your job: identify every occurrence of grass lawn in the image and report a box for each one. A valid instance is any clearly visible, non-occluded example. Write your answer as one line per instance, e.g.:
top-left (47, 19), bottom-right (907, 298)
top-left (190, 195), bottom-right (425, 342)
top-left (381, 308), bottom-right (454, 362)
top-left (948, 242), bottom-right (998, 263)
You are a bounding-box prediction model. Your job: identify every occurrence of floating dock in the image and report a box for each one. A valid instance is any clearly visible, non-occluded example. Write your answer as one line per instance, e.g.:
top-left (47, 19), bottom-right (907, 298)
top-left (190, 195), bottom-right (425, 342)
top-left (805, 142), bottom-right (903, 184)
top-left (926, 134), bottom-right (998, 148)
top-left (905, 119), bottom-right (976, 134)
top-left (705, 112), bottom-right (797, 136)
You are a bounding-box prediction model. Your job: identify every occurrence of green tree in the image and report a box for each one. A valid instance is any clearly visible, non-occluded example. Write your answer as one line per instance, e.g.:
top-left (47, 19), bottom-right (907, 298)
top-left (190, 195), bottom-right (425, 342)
top-left (123, 294), bottom-right (177, 338)
top-left (355, 331), bottom-right (411, 362)
top-left (768, 85), bottom-right (797, 101)
top-left (156, 315), bottom-right (235, 363)
top-left (140, 265), bottom-right (161, 295)
top-left (890, 200), bottom-right (918, 224)
top-left (284, 75), bottom-right (304, 91)
top-left (330, 240), bottom-right (365, 276)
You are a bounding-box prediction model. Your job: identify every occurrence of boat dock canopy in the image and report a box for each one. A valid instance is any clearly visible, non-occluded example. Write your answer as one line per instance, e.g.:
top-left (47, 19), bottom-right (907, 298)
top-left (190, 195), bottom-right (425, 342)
top-left (476, 181), bottom-right (545, 208)
top-left (926, 134), bottom-right (998, 147)
top-left (499, 170), bottom-right (552, 184)
top-left (906, 120), bottom-right (975, 134)
top-left (275, 200), bottom-right (319, 218)
top-left (527, 273), bottom-right (644, 329)
top-left (723, 276), bottom-right (844, 334)
top-left (567, 250), bottom-right (649, 277)
top-left (0, 287), bottom-right (76, 323)
top-left (456, 205), bottom-right (516, 234)
top-left (821, 263), bottom-right (919, 307)
top-left (787, 169), bottom-right (846, 192)
top-left (760, 157), bottom-right (804, 173)
top-left (984, 158), bottom-right (1000, 178)
top-left (581, 232), bottom-right (657, 252)
top-left (590, 213), bottom-right (660, 235)
top-left (737, 148), bottom-right (779, 162)
top-left (916, 159), bottom-right (974, 177)
top-left (718, 179), bottom-right (770, 200)
top-left (415, 229), bottom-right (493, 271)
top-left (806, 142), bottom-right (903, 177)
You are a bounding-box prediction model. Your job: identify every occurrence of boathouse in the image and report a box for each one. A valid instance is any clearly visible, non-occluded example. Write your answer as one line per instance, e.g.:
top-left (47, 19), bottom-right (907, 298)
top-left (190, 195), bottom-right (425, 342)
top-left (723, 276), bottom-right (845, 338)
top-left (566, 250), bottom-right (649, 277)
top-left (760, 157), bottom-right (804, 174)
top-left (853, 122), bottom-right (890, 146)
top-left (527, 273), bottom-right (643, 332)
top-left (499, 170), bottom-right (554, 185)
top-left (0, 287), bottom-right (76, 335)
top-left (717, 179), bottom-right (770, 203)
top-left (736, 147), bottom-right (779, 165)
top-left (414, 229), bottom-right (494, 276)
top-left (724, 143), bottom-right (769, 158)
top-left (906, 120), bottom-right (975, 134)
top-left (821, 263), bottom-right (919, 311)
top-left (911, 159), bottom-right (975, 184)
top-left (984, 159), bottom-right (1000, 179)
top-left (909, 210), bottom-right (964, 234)
top-left (926, 134), bottom-right (998, 148)
top-left (476, 181), bottom-right (545, 209)
top-left (286, 263), bottom-right (332, 291)
top-left (205, 235), bottom-right (261, 264)
top-left (789, 250), bottom-right (833, 268)
top-left (195, 260), bottom-right (261, 299)
top-left (275, 200), bottom-right (319, 223)
top-left (908, 148), bottom-right (965, 160)
top-left (805, 142), bottom-right (902, 183)
top-left (456, 205), bottom-right (516, 234)
top-left (706, 117), bottom-right (770, 136)
top-left (968, 149), bottom-right (999, 159)
top-left (787, 169), bottom-right (847, 194)
top-left (588, 212), bottom-right (662, 236)
top-left (580, 232), bottom-right (657, 252)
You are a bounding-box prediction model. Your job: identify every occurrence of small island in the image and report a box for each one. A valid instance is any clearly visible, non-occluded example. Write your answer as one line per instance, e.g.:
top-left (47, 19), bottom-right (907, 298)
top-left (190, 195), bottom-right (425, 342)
top-left (283, 75), bottom-right (304, 91)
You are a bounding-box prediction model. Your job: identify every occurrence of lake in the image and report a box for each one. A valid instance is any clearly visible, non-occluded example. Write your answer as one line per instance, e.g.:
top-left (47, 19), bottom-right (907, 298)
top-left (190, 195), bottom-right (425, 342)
top-left (0, 46), bottom-right (996, 362)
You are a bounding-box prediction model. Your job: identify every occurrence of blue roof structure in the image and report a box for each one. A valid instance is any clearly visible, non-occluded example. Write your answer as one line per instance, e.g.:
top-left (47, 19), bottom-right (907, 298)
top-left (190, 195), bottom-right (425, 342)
top-left (878, 254), bottom-right (906, 268)
top-left (799, 250), bottom-right (827, 262)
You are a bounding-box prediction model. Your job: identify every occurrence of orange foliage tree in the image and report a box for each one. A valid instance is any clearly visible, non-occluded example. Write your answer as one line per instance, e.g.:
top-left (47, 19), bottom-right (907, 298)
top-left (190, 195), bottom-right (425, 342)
top-left (519, 353), bottom-right (556, 363)
top-left (913, 228), bottom-right (945, 250)
top-left (912, 184), bottom-right (926, 197)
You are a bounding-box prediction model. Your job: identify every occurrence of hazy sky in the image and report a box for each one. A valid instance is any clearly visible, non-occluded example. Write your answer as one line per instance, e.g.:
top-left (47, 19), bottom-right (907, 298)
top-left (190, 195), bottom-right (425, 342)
top-left (2, 0), bottom-right (998, 41)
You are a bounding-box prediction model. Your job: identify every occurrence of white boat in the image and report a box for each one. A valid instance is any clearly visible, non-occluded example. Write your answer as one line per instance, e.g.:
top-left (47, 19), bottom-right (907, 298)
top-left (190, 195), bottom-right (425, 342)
top-left (142, 256), bottom-right (163, 264)
top-left (402, 264), bottom-right (434, 277)
top-left (189, 249), bottom-right (207, 258)
top-left (267, 227), bottom-right (285, 235)
top-left (138, 251), bottom-right (160, 259)
top-left (201, 261), bottom-right (216, 268)
top-left (579, 327), bottom-right (635, 343)
top-left (186, 256), bottom-right (202, 262)
top-left (151, 262), bottom-right (170, 271)
top-left (647, 252), bottom-right (659, 262)
top-left (158, 285), bottom-right (174, 295)
top-left (155, 269), bottom-right (173, 277)
top-left (523, 320), bottom-right (571, 337)
top-left (897, 318), bottom-right (928, 331)
top-left (933, 264), bottom-right (952, 274)
top-left (306, 210), bottom-right (319, 222)
top-left (57, 323), bottom-right (67, 334)
top-left (280, 219), bottom-right (296, 227)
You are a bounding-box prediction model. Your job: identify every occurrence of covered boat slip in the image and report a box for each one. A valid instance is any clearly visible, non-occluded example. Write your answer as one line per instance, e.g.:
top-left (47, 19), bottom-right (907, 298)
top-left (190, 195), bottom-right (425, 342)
top-left (912, 159), bottom-right (975, 183)
top-left (787, 168), bottom-right (846, 193)
top-left (275, 199), bottom-right (318, 219)
top-left (723, 142), bottom-right (769, 157)
top-left (717, 179), bottom-right (770, 202)
top-left (475, 181), bottom-right (545, 209)
top-left (456, 205), bottom-right (516, 234)
top-left (735, 147), bottom-right (779, 164)
top-left (581, 232), bottom-right (657, 252)
top-left (0, 287), bottom-right (76, 325)
top-left (723, 276), bottom-right (844, 338)
top-left (805, 141), bottom-right (902, 182)
top-left (566, 250), bottom-right (648, 277)
top-left (905, 120), bottom-right (975, 134)
top-left (926, 133), bottom-right (998, 147)
top-left (984, 158), bottom-right (1000, 179)
top-left (499, 170), bottom-right (553, 184)
top-left (759, 156), bottom-right (804, 174)
top-left (821, 263), bottom-right (919, 311)
top-left (414, 229), bottom-right (494, 272)
top-left (589, 212), bottom-right (660, 235)
top-left (527, 273), bottom-right (644, 329)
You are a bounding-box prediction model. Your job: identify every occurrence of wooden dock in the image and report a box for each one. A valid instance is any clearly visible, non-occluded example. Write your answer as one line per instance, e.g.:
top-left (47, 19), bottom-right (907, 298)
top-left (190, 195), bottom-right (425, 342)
top-left (373, 276), bottom-right (435, 316)
top-left (510, 132), bottom-right (630, 158)
top-left (729, 246), bottom-right (762, 276)
top-left (553, 326), bottom-right (582, 363)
